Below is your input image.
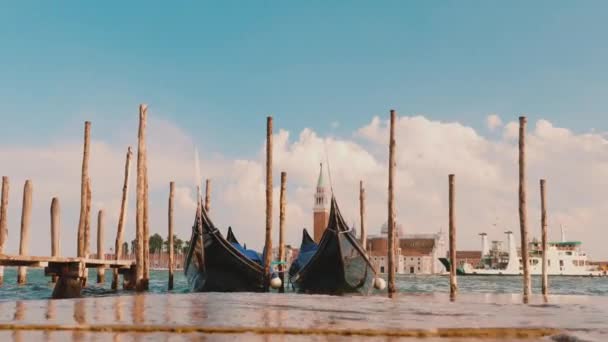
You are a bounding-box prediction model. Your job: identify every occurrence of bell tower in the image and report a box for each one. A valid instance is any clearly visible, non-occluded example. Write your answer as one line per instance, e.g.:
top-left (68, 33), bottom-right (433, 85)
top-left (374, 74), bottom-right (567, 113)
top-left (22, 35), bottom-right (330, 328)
top-left (313, 163), bottom-right (329, 243)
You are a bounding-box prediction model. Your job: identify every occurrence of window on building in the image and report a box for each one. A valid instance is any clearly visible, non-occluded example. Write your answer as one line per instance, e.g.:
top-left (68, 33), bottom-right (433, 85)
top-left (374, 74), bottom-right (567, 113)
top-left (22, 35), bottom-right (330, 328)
top-left (410, 267), bottom-right (414, 274)
top-left (417, 267), bottom-right (421, 271)
top-left (560, 260), bottom-right (564, 267)
top-left (380, 266), bottom-right (385, 273)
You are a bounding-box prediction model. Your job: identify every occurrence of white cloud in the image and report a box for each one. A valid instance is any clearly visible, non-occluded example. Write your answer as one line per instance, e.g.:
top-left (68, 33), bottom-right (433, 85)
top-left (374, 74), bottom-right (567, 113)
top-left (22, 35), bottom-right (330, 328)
top-left (1, 114), bottom-right (608, 262)
top-left (503, 121), bottom-right (519, 140)
top-left (486, 114), bottom-right (503, 131)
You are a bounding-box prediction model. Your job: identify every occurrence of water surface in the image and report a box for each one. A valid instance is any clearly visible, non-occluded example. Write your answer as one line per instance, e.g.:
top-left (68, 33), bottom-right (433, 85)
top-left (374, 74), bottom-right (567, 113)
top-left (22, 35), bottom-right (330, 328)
top-left (0, 268), bottom-right (607, 341)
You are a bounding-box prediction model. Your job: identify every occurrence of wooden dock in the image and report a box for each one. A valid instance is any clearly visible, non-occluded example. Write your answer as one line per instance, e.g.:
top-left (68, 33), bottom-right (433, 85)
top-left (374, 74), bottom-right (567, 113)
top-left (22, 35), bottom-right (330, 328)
top-left (0, 254), bottom-right (133, 269)
top-left (0, 254), bottom-right (136, 298)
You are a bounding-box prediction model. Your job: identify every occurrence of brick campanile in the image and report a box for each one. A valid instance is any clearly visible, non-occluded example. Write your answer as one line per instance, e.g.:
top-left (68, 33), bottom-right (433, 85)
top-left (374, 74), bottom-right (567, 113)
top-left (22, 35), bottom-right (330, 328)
top-left (313, 163), bottom-right (329, 243)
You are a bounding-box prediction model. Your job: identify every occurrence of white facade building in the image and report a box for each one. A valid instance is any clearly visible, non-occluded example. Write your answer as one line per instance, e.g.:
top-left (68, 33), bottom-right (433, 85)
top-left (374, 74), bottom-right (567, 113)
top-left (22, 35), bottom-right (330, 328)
top-left (367, 225), bottom-right (446, 275)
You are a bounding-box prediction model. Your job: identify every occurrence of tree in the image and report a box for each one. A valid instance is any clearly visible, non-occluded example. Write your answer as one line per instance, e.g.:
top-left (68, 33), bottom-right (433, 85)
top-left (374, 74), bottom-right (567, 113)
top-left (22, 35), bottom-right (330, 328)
top-left (182, 240), bottom-right (190, 255)
top-left (122, 242), bottom-right (129, 257)
top-left (175, 237), bottom-right (184, 254)
top-left (163, 234), bottom-right (184, 253)
top-left (149, 233), bottom-right (164, 254)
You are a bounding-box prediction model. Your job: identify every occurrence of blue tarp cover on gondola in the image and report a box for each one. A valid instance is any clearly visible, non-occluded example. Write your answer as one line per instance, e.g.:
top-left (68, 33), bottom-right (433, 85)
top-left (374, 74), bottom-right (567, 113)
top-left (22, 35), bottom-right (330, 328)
top-left (230, 242), bottom-right (263, 265)
top-left (225, 227), bottom-right (263, 265)
top-left (289, 229), bottom-right (318, 274)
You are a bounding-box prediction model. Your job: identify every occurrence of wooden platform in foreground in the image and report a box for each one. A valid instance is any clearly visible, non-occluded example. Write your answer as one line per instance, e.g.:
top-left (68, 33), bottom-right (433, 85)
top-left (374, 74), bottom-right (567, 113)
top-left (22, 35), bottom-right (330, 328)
top-left (0, 254), bottom-right (137, 299)
top-left (0, 254), bottom-right (134, 268)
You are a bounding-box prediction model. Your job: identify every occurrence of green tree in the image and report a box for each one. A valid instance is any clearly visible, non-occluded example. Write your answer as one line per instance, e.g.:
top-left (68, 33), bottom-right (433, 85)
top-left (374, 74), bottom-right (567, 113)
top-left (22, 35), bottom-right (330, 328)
top-left (122, 242), bottom-right (129, 257)
top-left (175, 237), bottom-right (184, 254)
top-left (182, 240), bottom-right (190, 255)
top-left (163, 235), bottom-right (184, 253)
top-left (149, 233), bottom-right (164, 254)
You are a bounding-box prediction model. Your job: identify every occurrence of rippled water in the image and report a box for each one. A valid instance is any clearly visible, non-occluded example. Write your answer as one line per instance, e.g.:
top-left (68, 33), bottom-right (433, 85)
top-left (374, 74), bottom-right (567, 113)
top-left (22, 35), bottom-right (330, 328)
top-left (1, 268), bottom-right (607, 301)
top-left (0, 268), bottom-right (607, 341)
top-left (0, 290), bottom-right (607, 341)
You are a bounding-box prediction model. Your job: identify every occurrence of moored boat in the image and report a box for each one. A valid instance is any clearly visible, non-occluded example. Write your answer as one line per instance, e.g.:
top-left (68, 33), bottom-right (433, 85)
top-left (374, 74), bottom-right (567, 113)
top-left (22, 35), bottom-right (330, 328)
top-left (184, 203), bottom-right (266, 292)
top-left (288, 196), bottom-right (377, 294)
top-left (439, 231), bottom-right (606, 276)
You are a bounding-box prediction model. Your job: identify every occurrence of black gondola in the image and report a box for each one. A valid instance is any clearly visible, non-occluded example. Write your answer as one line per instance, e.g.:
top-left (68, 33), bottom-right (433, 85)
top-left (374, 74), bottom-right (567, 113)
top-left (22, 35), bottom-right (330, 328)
top-left (184, 204), bottom-right (266, 292)
top-left (288, 196), bottom-right (377, 295)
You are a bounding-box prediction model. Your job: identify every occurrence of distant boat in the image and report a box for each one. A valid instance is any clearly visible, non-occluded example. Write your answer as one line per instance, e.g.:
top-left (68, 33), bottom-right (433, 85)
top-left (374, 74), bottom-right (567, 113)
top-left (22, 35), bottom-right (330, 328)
top-left (439, 231), bottom-right (607, 277)
top-left (184, 204), bottom-right (266, 292)
top-left (288, 196), bottom-right (377, 294)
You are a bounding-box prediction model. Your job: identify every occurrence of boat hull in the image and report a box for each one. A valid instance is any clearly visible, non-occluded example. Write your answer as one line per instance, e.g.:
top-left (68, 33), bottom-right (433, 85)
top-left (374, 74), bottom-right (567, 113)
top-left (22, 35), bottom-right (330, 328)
top-left (185, 213), bottom-right (265, 292)
top-left (439, 258), bottom-right (607, 277)
top-left (291, 230), bottom-right (375, 295)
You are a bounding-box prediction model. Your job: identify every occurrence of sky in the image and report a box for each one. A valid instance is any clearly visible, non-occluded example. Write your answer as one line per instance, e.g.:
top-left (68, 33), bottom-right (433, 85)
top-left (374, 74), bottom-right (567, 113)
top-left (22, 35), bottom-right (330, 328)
top-left (1, 2), bottom-right (608, 260)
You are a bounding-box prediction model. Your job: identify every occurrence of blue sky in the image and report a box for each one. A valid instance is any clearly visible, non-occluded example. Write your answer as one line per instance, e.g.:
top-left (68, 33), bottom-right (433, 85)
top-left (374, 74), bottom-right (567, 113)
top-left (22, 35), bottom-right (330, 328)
top-left (3, 2), bottom-right (608, 259)
top-left (1, 1), bottom-right (608, 156)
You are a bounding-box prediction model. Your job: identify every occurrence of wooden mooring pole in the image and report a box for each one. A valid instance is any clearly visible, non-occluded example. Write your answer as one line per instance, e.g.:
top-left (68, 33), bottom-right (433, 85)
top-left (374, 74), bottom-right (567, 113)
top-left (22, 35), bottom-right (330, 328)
top-left (168, 181), bottom-right (175, 290)
top-left (113, 147), bottom-right (132, 290)
top-left (448, 174), bottom-right (457, 300)
top-left (360, 180), bottom-right (366, 250)
top-left (17, 180), bottom-right (32, 285)
top-left (519, 116), bottom-right (531, 300)
top-left (205, 179), bottom-right (211, 213)
top-left (387, 109), bottom-right (397, 296)
top-left (0, 176), bottom-right (9, 286)
top-left (78, 121), bottom-right (91, 258)
top-left (50, 197), bottom-right (60, 283)
top-left (143, 142), bottom-right (150, 287)
top-left (279, 172), bottom-right (286, 293)
top-left (540, 179), bottom-right (548, 296)
top-left (85, 177), bottom-right (91, 259)
top-left (136, 104), bottom-right (148, 291)
top-left (97, 210), bottom-right (105, 284)
top-left (82, 177), bottom-right (91, 286)
top-left (264, 116), bottom-right (273, 291)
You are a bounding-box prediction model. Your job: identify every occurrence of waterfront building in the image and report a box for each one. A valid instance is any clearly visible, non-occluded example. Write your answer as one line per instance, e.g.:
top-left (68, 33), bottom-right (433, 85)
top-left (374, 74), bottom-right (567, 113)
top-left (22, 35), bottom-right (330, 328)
top-left (367, 224), bottom-right (447, 275)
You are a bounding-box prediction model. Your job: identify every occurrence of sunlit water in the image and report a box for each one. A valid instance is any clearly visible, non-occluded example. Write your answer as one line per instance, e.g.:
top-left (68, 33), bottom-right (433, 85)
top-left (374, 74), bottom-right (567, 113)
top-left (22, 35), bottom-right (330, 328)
top-left (0, 268), bottom-right (607, 341)
top-left (1, 268), bottom-right (607, 300)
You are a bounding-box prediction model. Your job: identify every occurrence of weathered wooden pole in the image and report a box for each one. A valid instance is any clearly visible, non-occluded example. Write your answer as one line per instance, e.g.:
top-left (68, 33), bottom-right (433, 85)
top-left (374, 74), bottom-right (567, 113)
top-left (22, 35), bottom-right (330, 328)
top-left (143, 146), bottom-right (150, 286)
top-left (540, 179), bottom-right (548, 296)
top-left (359, 180), bottom-right (367, 250)
top-left (264, 116), bottom-right (273, 291)
top-left (84, 177), bottom-right (91, 259)
top-left (113, 147), bottom-right (132, 290)
top-left (448, 174), bottom-right (457, 299)
top-left (135, 104), bottom-right (147, 291)
top-left (96, 210), bottom-right (105, 284)
top-left (278, 172), bottom-right (286, 293)
top-left (168, 182), bottom-right (175, 290)
top-left (80, 177), bottom-right (92, 287)
top-left (387, 109), bottom-right (397, 296)
top-left (77, 122), bottom-right (91, 258)
top-left (17, 180), bottom-right (32, 285)
top-left (0, 176), bottom-right (9, 286)
top-left (519, 116), bottom-right (531, 300)
top-left (205, 179), bottom-right (211, 213)
top-left (50, 197), bottom-right (60, 283)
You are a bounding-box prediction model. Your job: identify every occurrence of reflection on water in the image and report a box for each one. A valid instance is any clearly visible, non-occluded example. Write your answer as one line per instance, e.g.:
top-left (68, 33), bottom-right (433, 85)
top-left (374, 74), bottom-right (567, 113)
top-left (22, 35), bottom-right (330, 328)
top-left (0, 291), bottom-right (605, 341)
top-left (0, 268), bottom-right (607, 340)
